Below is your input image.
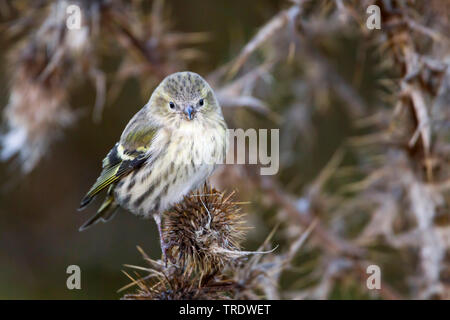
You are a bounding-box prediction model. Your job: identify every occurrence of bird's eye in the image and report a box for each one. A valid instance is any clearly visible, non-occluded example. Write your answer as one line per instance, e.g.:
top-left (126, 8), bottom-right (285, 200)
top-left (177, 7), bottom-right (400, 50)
top-left (199, 99), bottom-right (204, 106)
top-left (169, 102), bottom-right (175, 109)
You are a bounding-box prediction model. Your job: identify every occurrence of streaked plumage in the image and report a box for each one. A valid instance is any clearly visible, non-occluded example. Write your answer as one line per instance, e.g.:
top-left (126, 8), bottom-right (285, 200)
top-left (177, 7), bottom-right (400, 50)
top-left (78, 72), bottom-right (228, 253)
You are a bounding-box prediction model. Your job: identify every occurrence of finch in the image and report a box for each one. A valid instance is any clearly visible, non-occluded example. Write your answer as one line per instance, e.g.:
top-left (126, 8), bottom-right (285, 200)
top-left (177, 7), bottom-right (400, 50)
top-left (78, 71), bottom-right (228, 258)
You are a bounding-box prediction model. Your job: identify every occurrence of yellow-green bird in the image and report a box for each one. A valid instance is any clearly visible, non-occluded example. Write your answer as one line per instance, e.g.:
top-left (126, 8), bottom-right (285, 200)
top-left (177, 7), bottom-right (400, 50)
top-left (78, 71), bottom-right (228, 258)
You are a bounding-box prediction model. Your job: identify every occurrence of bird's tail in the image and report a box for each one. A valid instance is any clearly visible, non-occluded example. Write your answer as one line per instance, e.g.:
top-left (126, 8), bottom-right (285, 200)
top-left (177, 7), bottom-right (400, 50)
top-left (79, 194), bottom-right (119, 231)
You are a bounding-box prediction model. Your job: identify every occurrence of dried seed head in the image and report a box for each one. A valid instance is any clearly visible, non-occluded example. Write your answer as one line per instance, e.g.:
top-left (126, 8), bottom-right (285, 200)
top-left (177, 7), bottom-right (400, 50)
top-left (122, 274), bottom-right (229, 300)
top-left (121, 249), bottom-right (233, 300)
top-left (163, 184), bottom-right (248, 275)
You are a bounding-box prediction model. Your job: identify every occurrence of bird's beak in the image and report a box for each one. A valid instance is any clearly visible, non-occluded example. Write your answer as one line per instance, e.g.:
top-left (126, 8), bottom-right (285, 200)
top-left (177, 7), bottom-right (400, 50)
top-left (184, 105), bottom-right (195, 120)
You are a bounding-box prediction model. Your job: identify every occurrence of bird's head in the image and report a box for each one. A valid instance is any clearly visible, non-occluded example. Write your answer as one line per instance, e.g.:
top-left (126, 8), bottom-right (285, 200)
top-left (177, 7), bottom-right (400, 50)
top-left (148, 71), bottom-right (223, 126)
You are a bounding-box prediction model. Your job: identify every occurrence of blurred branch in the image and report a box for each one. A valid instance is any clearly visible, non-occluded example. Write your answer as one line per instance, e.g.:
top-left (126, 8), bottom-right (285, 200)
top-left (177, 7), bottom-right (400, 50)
top-left (227, 4), bottom-right (302, 78)
top-left (216, 163), bottom-right (403, 300)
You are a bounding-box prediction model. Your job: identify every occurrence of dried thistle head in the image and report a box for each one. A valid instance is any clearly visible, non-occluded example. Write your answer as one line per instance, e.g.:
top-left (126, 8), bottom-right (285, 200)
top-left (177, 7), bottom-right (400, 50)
top-left (122, 271), bottom-right (230, 300)
top-left (121, 247), bottom-right (232, 300)
top-left (121, 222), bottom-right (305, 300)
top-left (163, 185), bottom-right (248, 275)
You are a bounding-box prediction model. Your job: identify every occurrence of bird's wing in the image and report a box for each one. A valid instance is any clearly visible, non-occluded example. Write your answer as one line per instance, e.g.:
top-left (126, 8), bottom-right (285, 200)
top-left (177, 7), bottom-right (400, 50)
top-left (79, 122), bottom-right (157, 210)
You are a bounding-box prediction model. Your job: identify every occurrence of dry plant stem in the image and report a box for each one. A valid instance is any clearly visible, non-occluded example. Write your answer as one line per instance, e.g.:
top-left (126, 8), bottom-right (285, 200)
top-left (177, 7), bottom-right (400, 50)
top-left (257, 173), bottom-right (364, 257)
top-left (104, 8), bottom-right (167, 78)
top-left (236, 166), bottom-right (403, 300)
top-left (224, 0), bottom-right (367, 118)
top-left (264, 177), bottom-right (402, 300)
top-left (228, 4), bottom-right (302, 78)
top-left (299, 38), bottom-right (366, 118)
top-left (379, 1), bottom-right (449, 299)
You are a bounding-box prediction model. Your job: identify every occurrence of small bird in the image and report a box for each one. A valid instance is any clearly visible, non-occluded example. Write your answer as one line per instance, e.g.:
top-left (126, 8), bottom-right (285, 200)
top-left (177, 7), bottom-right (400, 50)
top-left (78, 71), bottom-right (228, 259)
